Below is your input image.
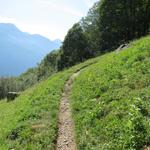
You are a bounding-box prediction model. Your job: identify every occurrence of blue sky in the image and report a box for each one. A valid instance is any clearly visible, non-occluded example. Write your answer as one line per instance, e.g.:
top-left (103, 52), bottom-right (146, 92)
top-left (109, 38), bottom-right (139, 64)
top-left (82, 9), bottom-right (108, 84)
top-left (0, 0), bottom-right (98, 40)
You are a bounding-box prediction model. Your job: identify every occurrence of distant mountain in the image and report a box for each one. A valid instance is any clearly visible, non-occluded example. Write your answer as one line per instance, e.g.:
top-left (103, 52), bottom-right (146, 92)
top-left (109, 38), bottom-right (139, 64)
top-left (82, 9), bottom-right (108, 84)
top-left (0, 23), bottom-right (61, 76)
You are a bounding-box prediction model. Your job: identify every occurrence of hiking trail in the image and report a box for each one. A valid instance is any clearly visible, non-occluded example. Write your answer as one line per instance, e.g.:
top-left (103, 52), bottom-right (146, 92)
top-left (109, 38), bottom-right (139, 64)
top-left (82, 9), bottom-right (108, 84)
top-left (56, 71), bottom-right (80, 150)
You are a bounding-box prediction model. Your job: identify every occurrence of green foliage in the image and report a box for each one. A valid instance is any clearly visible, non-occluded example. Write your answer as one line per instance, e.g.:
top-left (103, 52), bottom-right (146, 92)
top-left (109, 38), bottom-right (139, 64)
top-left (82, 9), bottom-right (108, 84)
top-left (58, 23), bottom-right (92, 70)
top-left (98, 0), bottom-right (150, 51)
top-left (0, 56), bottom-right (99, 150)
top-left (37, 50), bottom-right (60, 80)
top-left (0, 50), bottom-right (61, 99)
top-left (0, 77), bottom-right (19, 99)
top-left (80, 1), bottom-right (101, 55)
top-left (18, 68), bottom-right (38, 90)
top-left (0, 72), bottom-right (71, 150)
top-left (0, 67), bottom-right (39, 99)
top-left (57, 0), bottom-right (150, 70)
top-left (71, 36), bottom-right (150, 149)
top-left (0, 1), bottom-right (150, 147)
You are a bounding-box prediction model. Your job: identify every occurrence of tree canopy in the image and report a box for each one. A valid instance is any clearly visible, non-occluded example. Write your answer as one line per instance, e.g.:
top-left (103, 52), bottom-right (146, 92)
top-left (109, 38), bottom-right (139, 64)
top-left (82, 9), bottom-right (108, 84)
top-left (58, 23), bottom-right (91, 70)
top-left (98, 0), bottom-right (150, 51)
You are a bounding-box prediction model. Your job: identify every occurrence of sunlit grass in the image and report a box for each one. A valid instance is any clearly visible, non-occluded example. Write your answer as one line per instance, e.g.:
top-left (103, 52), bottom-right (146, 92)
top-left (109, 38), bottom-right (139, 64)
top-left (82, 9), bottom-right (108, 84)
top-left (1, 36), bottom-right (150, 149)
top-left (71, 36), bottom-right (150, 150)
top-left (0, 56), bottom-right (99, 150)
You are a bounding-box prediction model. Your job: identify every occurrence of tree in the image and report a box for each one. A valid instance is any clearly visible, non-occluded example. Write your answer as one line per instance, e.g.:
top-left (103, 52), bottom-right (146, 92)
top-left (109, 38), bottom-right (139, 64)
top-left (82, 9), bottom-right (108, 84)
top-left (58, 23), bottom-right (91, 70)
top-left (0, 77), bottom-right (18, 99)
top-left (80, 1), bottom-right (101, 56)
top-left (37, 50), bottom-right (60, 80)
top-left (98, 0), bottom-right (150, 52)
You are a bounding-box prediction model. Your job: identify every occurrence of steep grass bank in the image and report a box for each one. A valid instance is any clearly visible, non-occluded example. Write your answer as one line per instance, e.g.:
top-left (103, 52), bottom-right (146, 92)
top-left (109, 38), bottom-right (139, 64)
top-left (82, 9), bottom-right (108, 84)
top-left (71, 36), bottom-right (150, 150)
top-left (0, 57), bottom-right (99, 150)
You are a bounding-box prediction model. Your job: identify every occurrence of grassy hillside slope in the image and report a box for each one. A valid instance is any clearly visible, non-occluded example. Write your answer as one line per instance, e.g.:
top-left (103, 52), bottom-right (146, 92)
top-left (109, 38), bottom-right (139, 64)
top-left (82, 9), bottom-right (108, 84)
top-left (0, 36), bottom-right (150, 150)
top-left (0, 58), bottom-right (98, 150)
top-left (71, 36), bottom-right (150, 150)
top-left (0, 73), bottom-right (70, 150)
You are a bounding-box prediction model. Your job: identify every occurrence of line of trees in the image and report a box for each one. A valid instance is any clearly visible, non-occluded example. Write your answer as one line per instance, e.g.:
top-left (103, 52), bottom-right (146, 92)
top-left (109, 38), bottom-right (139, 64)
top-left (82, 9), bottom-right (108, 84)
top-left (58, 0), bottom-right (150, 70)
top-left (98, 0), bottom-right (150, 51)
top-left (57, 23), bottom-right (93, 70)
top-left (1, 0), bottom-right (150, 99)
top-left (0, 50), bottom-right (60, 99)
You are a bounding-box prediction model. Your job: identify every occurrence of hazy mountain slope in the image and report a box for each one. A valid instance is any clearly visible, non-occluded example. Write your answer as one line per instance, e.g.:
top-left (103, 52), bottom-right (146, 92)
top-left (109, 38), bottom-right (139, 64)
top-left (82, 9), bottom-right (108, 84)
top-left (0, 23), bottom-right (61, 76)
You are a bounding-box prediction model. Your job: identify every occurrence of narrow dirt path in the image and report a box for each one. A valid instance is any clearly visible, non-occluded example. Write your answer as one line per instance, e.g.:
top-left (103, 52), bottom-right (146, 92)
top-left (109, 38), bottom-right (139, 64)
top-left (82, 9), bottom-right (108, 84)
top-left (56, 71), bottom-right (80, 150)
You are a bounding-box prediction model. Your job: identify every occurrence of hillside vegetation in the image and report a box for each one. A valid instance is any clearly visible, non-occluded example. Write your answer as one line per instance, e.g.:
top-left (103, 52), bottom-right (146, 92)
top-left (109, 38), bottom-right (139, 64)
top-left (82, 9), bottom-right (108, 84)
top-left (0, 0), bottom-right (150, 149)
top-left (0, 36), bottom-right (149, 150)
top-left (0, 58), bottom-right (98, 150)
top-left (71, 36), bottom-right (150, 149)
top-left (1, 0), bottom-right (150, 101)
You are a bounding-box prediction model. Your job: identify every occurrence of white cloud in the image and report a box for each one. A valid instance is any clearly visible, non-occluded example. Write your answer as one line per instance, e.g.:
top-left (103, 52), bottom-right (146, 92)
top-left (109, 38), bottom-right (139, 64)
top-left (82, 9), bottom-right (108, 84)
top-left (82, 0), bottom-right (98, 8)
top-left (38, 0), bottom-right (84, 17)
top-left (0, 1), bottom-right (98, 40)
top-left (84, 1), bottom-right (93, 8)
top-left (0, 16), bottom-right (17, 24)
top-left (0, 15), bottom-right (65, 40)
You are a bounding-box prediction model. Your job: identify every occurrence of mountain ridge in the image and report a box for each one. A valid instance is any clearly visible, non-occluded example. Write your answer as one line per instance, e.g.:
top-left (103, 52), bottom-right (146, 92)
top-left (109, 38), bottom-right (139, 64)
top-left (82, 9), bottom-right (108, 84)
top-left (0, 23), bottom-right (61, 76)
